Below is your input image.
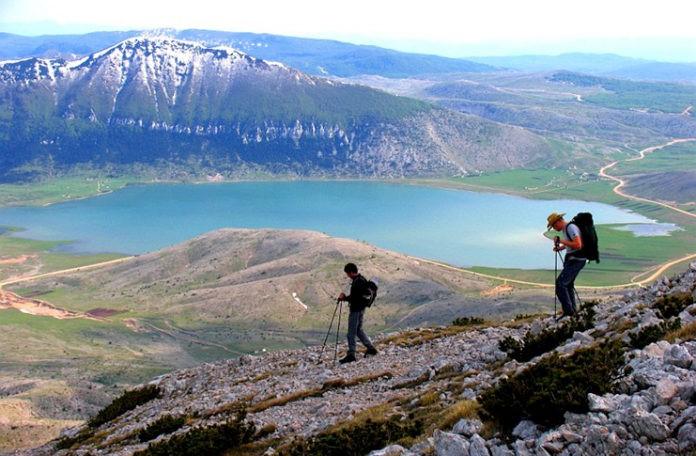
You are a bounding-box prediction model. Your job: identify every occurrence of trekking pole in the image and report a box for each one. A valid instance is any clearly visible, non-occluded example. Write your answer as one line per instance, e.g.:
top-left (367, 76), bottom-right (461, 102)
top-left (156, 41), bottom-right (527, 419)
top-left (553, 249), bottom-right (558, 319)
top-left (334, 299), bottom-right (343, 364)
top-left (318, 299), bottom-right (340, 364)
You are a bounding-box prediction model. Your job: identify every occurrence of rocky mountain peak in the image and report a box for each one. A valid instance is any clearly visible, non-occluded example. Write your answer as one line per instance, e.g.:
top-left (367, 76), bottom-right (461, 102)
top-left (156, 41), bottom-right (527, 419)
top-left (0, 36), bottom-right (304, 86)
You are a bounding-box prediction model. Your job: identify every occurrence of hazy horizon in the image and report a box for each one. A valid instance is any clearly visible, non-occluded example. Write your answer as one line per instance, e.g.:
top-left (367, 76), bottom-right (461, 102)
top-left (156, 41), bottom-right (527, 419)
top-left (2, 0), bottom-right (696, 62)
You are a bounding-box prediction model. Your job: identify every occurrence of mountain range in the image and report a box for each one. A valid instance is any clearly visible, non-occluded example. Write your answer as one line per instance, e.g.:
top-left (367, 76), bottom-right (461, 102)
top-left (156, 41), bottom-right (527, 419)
top-left (0, 36), bottom-right (553, 181)
top-left (467, 53), bottom-right (696, 83)
top-left (0, 30), bottom-right (497, 78)
top-left (3, 30), bottom-right (696, 83)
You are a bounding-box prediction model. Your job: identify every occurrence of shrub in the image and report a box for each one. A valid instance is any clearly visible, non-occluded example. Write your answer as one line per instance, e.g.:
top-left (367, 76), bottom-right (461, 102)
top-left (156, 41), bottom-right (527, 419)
top-left (55, 430), bottom-right (93, 450)
top-left (139, 414), bottom-right (187, 442)
top-left (135, 415), bottom-right (255, 456)
top-left (514, 313), bottom-right (545, 321)
top-left (629, 318), bottom-right (682, 349)
top-left (452, 316), bottom-right (485, 326)
top-left (279, 415), bottom-right (421, 456)
top-left (499, 301), bottom-right (596, 362)
top-left (480, 340), bottom-right (625, 431)
top-left (89, 385), bottom-right (161, 428)
top-left (654, 292), bottom-right (694, 319)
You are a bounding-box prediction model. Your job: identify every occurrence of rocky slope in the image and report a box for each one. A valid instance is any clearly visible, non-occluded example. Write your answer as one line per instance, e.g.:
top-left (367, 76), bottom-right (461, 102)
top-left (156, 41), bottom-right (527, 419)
top-left (23, 262), bottom-right (696, 455)
top-left (1, 229), bottom-right (555, 452)
top-left (0, 37), bottom-right (553, 181)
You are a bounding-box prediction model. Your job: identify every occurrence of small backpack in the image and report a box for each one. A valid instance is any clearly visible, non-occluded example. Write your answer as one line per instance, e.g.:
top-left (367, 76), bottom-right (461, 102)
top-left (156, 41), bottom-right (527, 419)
top-left (363, 278), bottom-right (379, 307)
top-left (567, 212), bottom-right (600, 263)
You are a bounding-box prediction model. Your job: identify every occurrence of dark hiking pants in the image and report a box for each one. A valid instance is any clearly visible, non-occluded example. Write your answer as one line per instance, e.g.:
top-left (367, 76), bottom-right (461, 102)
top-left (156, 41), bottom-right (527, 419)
top-left (556, 257), bottom-right (586, 316)
top-left (347, 310), bottom-right (374, 354)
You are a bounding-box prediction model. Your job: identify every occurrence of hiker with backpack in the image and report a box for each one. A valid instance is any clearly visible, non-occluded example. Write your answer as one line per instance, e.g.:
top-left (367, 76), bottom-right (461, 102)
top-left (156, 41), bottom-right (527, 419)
top-left (337, 263), bottom-right (378, 364)
top-left (547, 212), bottom-right (600, 318)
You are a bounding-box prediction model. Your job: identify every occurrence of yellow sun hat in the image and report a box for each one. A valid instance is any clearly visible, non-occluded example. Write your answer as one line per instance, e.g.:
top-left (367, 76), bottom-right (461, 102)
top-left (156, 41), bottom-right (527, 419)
top-left (546, 212), bottom-right (565, 229)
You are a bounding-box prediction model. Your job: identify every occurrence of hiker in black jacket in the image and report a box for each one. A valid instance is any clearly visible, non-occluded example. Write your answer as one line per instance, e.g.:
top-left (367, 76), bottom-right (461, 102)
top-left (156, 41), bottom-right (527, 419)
top-left (337, 263), bottom-right (378, 364)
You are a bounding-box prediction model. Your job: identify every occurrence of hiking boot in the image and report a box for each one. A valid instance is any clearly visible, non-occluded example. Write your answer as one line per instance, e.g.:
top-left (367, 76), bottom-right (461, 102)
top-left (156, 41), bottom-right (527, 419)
top-left (556, 313), bottom-right (574, 322)
top-left (364, 347), bottom-right (378, 357)
top-left (339, 353), bottom-right (356, 364)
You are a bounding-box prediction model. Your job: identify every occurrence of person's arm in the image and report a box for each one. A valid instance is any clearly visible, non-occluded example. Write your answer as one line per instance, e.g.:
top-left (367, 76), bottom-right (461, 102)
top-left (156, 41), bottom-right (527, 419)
top-left (339, 280), bottom-right (357, 302)
top-left (559, 225), bottom-right (583, 251)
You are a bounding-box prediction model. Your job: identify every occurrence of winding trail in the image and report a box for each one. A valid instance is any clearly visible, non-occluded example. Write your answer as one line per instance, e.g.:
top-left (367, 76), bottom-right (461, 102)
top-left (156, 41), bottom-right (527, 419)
top-left (0, 256), bottom-right (134, 289)
top-left (598, 138), bottom-right (696, 219)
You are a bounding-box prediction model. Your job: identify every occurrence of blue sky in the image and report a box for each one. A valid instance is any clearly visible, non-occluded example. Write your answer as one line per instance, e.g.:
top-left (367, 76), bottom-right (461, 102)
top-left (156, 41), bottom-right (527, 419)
top-left (1, 0), bottom-right (695, 60)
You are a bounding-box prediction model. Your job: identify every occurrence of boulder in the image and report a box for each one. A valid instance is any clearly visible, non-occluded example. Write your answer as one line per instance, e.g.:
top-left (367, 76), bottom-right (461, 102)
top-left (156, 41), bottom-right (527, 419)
top-left (642, 341), bottom-right (671, 359)
top-left (368, 445), bottom-right (412, 456)
top-left (572, 331), bottom-right (594, 344)
top-left (664, 345), bottom-right (693, 369)
top-left (409, 438), bottom-right (435, 455)
top-left (678, 423), bottom-right (696, 452)
top-left (671, 406), bottom-right (696, 431)
top-left (588, 393), bottom-right (617, 413)
top-left (559, 429), bottom-right (583, 443)
top-left (678, 306), bottom-right (696, 325)
top-left (627, 409), bottom-right (670, 441)
top-left (469, 434), bottom-right (490, 456)
top-left (512, 440), bottom-right (535, 456)
top-left (434, 430), bottom-right (470, 456)
top-left (489, 444), bottom-right (514, 456)
top-left (654, 378), bottom-right (679, 404)
top-left (538, 430), bottom-right (565, 454)
top-left (453, 419), bottom-right (483, 437)
top-left (512, 420), bottom-right (540, 440)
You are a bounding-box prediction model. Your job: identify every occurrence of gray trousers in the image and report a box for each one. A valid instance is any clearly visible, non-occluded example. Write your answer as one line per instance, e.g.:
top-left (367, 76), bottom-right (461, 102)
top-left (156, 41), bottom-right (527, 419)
top-left (347, 310), bottom-right (374, 354)
top-left (556, 258), bottom-right (586, 315)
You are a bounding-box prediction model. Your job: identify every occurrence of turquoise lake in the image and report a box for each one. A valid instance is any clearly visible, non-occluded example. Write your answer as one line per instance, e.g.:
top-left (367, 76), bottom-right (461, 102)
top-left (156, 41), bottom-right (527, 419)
top-left (0, 181), bottom-right (653, 269)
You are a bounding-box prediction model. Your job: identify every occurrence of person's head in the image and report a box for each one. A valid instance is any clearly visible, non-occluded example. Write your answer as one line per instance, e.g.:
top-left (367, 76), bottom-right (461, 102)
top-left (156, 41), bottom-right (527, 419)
top-left (546, 212), bottom-right (566, 231)
top-left (343, 262), bottom-right (359, 279)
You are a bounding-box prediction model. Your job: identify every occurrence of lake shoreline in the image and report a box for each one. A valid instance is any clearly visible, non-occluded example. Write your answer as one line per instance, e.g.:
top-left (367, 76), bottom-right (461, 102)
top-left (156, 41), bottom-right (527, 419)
top-left (0, 174), bottom-right (632, 209)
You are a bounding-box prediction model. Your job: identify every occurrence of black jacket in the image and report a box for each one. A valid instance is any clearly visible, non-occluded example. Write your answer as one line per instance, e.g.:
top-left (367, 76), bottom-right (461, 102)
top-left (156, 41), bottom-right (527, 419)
top-left (345, 274), bottom-right (369, 312)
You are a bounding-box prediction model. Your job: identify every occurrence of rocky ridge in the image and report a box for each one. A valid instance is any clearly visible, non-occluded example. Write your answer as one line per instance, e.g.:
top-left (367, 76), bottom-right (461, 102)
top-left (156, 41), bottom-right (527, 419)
top-left (24, 263), bottom-right (696, 456)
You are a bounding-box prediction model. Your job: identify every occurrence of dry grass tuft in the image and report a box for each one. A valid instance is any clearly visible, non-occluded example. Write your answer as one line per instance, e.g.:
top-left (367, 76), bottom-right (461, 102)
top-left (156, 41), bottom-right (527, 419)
top-left (666, 321), bottom-right (696, 342)
top-left (433, 400), bottom-right (480, 431)
top-left (417, 391), bottom-right (440, 407)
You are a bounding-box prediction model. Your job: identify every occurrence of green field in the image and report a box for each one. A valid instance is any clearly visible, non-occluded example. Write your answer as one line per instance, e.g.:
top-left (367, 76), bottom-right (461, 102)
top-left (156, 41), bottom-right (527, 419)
top-left (0, 230), bottom-right (124, 282)
top-left (551, 71), bottom-right (696, 113)
top-left (611, 142), bottom-right (696, 176)
top-left (0, 176), bottom-right (135, 207)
